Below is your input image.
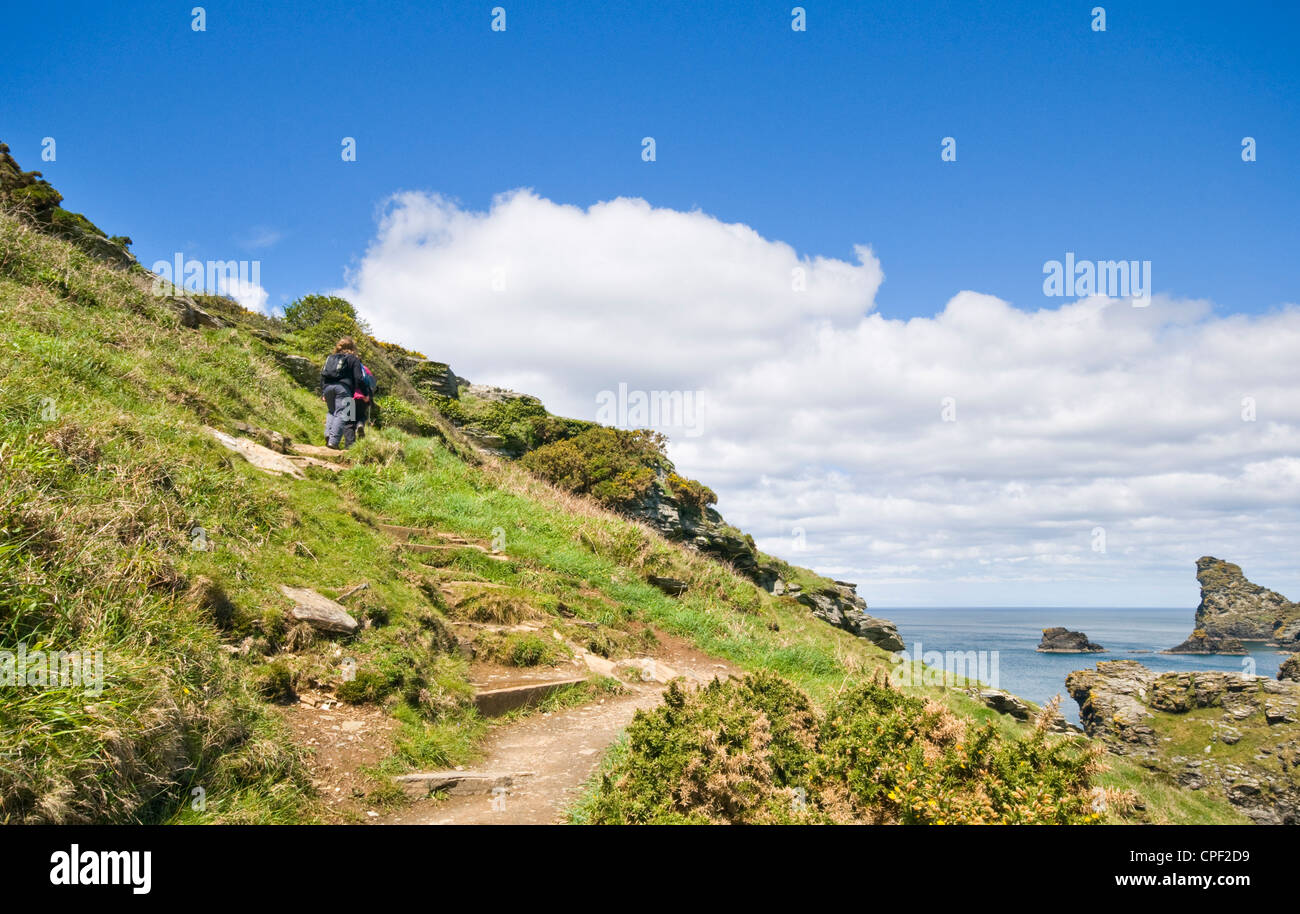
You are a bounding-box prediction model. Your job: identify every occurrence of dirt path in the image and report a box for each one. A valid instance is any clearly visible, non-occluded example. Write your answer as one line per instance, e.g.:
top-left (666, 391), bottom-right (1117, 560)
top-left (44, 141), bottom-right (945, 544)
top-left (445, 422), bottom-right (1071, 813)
top-left (384, 632), bottom-right (738, 825)
top-left (383, 686), bottom-right (663, 824)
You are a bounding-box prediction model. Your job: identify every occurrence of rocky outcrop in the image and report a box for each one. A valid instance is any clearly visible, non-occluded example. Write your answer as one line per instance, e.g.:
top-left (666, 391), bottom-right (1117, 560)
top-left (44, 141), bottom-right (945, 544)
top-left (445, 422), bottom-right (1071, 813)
top-left (1065, 661), bottom-right (1159, 750)
top-left (164, 295), bottom-right (225, 330)
top-left (1066, 660), bottom-right (1300, 824)
top-left (976, 688), bottom-right (1032, 720)
top-left (273, 352), bottom-right (321, 391)
top-left (1036, 627), bottom-right (1105, 653)
top-left (398, 357), bottom-right (464, 400)
top-left (1280, 655), bottom-right (1300, 683)
top-left (794, 583), bottom-right (904, 651)
top-left (628, 482), bottom-right (763, 579)
top-left (1191, 556), bottom-right (1300, 646)
top-left (0, 143), bottom-right (135, 268)
top-left (647, 575), bottom-right (688, 596)
top-left (1162, 629), bottom-right (1248, 655)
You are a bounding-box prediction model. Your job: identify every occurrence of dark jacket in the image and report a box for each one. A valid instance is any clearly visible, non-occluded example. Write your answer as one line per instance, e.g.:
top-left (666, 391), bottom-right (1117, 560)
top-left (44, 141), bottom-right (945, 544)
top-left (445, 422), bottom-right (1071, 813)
top-left (320, 351), bottom-right (365, 396)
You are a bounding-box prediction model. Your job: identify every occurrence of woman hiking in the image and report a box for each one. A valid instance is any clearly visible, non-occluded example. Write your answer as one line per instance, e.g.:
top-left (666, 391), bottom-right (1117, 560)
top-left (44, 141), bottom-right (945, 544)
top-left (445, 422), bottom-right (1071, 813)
top-left (354, 362), bottom-right (377, 439)
top-left (320, 336), bottom-right (365, 449)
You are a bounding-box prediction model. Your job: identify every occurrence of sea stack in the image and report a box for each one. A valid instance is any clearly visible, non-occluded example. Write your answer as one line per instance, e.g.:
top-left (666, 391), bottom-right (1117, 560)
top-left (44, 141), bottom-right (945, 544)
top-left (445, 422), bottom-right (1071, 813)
top-left (1036, 627), bottom-right (1105, 653)
top-left (1190, 556), bottom-right (1300, 647)
top-left (1165, 557), bottom-right (1300, 653)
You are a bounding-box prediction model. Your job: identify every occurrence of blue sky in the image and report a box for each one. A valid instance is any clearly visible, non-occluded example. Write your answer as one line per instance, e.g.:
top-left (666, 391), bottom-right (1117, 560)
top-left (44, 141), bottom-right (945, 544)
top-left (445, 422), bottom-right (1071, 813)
top-left (3, 0), bottom-right (1297, 318)
top-left (5, 1), bottom-right (1300, 606)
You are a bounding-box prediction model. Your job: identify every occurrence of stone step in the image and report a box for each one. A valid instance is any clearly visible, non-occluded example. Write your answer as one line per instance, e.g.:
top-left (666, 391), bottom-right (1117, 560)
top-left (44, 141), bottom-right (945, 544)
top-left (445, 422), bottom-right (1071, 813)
top-left (286, 454), bottom-right (343, 473)
top-left (473, 678), bottom-right (588, 716)
top-left (394, 770), bottom-right (533, 799)
top-left (377, 523), bottom-right (463, 542)
top-left (402, 542), bottom-right (510, 561)
top-left (291, 442), bottom-right (350, 461)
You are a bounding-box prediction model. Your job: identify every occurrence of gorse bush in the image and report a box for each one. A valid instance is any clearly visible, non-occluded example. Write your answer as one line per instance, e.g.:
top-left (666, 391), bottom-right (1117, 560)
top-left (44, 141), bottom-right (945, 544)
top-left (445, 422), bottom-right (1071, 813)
top-left (581, 672), bottom-right (1105, 824)
top-left (522, 426), bottom-right (691, 509)
top-left (665, 473), bottom-right (716, 510)
top-left (435, 392), bottom-right (594, 454)
top-left (282, 294), bottom-right (359, 332)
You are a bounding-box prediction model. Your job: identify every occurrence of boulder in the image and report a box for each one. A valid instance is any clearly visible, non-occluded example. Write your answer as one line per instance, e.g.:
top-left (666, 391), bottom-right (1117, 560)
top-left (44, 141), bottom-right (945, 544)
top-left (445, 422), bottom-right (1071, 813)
top-left (625, 480), bottom-right (762, 578)
top-left (233, 421), bottom-right (291, 454)
top-left (1280, 654), bottom-right (1300, 683)
top-left (278, 586), bottom-right (358, 634)
top-left (1036, 627), bottom-right (1105, 653)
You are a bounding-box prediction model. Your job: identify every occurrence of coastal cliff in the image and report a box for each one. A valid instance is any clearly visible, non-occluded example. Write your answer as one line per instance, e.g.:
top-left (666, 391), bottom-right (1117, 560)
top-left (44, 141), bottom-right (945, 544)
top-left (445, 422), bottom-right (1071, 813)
top-left (1067, 661), bottom-right (1300, 824)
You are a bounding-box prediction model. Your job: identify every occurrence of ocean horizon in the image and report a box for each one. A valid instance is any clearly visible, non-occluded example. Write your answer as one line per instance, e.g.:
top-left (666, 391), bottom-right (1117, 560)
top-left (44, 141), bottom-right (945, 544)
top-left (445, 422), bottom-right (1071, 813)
top-left (878, 606), bottom-right (1288, 726)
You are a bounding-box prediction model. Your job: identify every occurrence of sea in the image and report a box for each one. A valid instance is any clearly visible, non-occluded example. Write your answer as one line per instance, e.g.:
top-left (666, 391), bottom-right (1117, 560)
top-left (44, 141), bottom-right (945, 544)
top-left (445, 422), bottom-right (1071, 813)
top-left (879, 607), bottom-right (1288, 726)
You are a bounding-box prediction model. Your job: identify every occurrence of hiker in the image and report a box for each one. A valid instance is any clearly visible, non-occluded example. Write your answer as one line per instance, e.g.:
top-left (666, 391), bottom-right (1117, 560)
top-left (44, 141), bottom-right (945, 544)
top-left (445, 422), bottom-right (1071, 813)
top-left (354, 362), bottom-right (377, 439)
top-left (320, 337), bottom-right (365, 449)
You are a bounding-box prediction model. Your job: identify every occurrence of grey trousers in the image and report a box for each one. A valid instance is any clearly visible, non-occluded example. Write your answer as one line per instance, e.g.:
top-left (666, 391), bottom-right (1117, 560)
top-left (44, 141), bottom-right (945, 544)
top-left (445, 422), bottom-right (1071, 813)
top-left (324, 384), bottom-right (357, 448)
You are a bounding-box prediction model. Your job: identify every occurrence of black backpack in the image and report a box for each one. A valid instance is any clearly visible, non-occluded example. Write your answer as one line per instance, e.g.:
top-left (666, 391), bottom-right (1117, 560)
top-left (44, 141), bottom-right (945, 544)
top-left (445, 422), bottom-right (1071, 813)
top-left (321, 353), bottom-right (348, 385)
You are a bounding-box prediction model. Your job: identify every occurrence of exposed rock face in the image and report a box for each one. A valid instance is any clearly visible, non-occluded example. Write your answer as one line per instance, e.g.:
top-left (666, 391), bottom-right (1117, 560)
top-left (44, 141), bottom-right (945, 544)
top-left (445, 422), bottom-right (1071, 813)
top-left (273, 352), bottom-right (321, 391)
top-left (1280, 655), bottom-right (1300, 683)
top-left (794, 583), bottom-right (904, 651)
top-left (1066, 660), bottom-right (1300, 824)
top-left (1036, 627), bottom-right (1105, 653)
top-left (460, 427), bottom-right (519, 458)
top-left (1162, 630), bottom-right (1248, 655)
top-left (398, 358), bottom-right (465, 400)
top-left (629, 483), bottom-right (762, 579)
top-left (1192, 556), bottom-right (1300, 645)
top-left (166, 295), bottom-right (224, 330)
top-left (976, 688), bottom-right (1031, 720)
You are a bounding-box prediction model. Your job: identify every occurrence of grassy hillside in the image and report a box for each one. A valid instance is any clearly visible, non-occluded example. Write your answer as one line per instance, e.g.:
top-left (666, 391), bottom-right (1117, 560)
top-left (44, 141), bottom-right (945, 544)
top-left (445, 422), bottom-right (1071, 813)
top-left (0, 200), bottom-right (1243, 825)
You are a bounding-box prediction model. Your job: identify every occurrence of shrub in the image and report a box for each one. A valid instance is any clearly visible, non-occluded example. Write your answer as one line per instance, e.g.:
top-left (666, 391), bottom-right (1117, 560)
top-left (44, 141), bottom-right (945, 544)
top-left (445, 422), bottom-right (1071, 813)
top-left (521, 427), bottom-right (669, 508)
top-left (665, 472), bottom-right (717, 510)
top-left (282, 294), bottom-right (358, 331)
top-left (582, 673), bottom-right (1104, 825)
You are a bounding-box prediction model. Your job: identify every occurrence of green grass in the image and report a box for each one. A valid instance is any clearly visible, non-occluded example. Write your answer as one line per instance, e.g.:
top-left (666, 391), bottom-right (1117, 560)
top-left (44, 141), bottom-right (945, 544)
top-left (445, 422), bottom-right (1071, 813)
top-left (0, 206), bottom-right (1249, 825)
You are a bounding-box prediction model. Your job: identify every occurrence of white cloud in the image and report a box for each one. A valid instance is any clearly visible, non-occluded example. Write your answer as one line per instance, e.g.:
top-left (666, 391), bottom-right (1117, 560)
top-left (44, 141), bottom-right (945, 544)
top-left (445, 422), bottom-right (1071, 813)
top-left (217, 274), bottom-right (269, 313)
top-left (341, 190), bottom-right (1300, 606)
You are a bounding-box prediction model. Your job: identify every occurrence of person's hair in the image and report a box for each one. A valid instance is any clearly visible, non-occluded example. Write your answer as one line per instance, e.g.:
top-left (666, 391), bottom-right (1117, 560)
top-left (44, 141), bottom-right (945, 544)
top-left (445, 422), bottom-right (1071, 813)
top-left (333, 336), bottom-right (357, 354)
